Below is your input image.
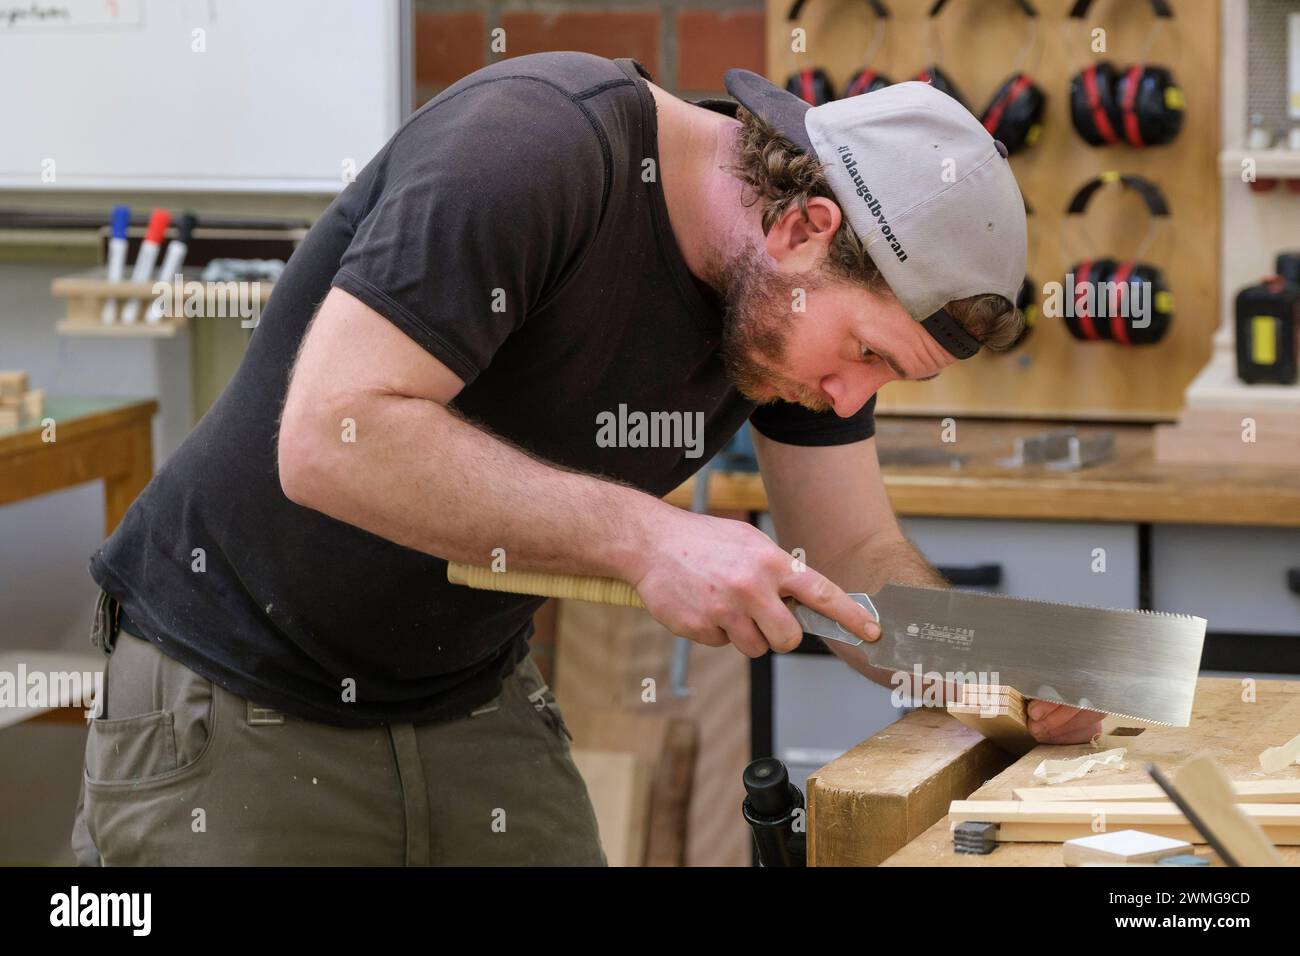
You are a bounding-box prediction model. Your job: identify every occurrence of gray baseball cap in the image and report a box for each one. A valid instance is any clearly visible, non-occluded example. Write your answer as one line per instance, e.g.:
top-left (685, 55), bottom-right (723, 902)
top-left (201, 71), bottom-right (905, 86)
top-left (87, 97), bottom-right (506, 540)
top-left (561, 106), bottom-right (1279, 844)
top-left (724, 70), bottom-right (1028, 359)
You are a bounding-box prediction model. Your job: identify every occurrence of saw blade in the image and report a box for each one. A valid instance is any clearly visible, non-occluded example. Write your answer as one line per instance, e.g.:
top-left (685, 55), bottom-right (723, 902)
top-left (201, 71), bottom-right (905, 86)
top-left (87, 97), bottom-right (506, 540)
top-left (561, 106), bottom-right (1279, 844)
top-left (864, 584), bottom-right (1206, 726)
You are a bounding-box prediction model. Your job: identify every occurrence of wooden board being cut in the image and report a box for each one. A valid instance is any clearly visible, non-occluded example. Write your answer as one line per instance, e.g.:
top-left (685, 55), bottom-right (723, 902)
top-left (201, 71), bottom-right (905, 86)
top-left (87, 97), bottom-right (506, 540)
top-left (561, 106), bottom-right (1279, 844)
top-left (946, 685), bottom-right (1036, 756)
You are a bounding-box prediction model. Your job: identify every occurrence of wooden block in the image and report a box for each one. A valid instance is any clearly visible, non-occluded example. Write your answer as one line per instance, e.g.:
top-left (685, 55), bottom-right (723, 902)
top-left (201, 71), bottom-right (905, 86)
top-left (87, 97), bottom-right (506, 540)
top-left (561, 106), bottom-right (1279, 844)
top-left (948, 799), bottom-right (1300, 845)
top-left (946, 686), bottom-right (1036, 757)
top-left (1015, 779), bottom-right (1300, 804)
top-left (571, 748), bottom-right (652, 867)
top-left (0, 371), bottom-right (27, 401)
top-left (806, 709), bottom-right (1015, 866)
top-left (1063, 830), bottom-right (1192, 866)
top-left (559, 705), bottom-right (696, 867)
top-left (21, 388), bottom-right (44, 419)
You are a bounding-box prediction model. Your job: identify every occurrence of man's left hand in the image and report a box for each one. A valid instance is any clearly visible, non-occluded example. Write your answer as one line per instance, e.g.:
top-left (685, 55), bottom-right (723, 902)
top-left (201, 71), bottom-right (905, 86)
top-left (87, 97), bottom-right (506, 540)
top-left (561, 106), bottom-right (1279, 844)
top-left (1026, 700), bottom-right (1104, 744)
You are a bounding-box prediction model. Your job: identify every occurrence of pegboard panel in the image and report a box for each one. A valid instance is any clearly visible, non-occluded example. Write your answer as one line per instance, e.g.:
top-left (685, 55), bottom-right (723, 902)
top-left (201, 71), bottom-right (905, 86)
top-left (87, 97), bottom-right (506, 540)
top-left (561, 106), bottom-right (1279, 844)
top-left (766, 0), bottom-right (1221, 421)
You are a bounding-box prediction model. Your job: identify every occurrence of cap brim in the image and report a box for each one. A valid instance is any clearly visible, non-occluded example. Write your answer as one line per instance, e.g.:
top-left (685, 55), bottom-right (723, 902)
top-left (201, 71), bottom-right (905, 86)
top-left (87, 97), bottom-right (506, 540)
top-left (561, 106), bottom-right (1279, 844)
top-left (724, 69), bottom-right (814, 154)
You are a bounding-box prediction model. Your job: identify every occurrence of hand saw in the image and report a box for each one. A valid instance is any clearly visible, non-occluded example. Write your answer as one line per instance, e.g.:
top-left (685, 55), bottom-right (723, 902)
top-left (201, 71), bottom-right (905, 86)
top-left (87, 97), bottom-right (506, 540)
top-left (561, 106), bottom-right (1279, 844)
top-left (445, 563), bottom-right (1206, 727)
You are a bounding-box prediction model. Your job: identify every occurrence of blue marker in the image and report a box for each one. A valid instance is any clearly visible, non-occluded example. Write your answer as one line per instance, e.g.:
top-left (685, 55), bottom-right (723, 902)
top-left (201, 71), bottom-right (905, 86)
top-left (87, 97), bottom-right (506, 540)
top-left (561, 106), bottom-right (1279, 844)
top-left (100, 204), bottom-right (131, 324)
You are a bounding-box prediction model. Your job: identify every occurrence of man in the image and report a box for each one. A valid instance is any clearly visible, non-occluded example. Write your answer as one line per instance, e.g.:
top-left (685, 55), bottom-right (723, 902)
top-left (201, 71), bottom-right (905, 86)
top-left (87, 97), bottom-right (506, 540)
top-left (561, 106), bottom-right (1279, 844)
top-left (73, 53), bottom-right (1100, 866)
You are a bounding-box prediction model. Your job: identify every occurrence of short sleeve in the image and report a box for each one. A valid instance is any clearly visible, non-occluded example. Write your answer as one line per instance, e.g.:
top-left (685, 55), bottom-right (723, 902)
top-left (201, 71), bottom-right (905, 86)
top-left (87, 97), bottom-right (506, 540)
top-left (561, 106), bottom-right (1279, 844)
top-left (748, 394), bottom-right (877, 446)
top-left (332, 78), bottom-right (607, 385)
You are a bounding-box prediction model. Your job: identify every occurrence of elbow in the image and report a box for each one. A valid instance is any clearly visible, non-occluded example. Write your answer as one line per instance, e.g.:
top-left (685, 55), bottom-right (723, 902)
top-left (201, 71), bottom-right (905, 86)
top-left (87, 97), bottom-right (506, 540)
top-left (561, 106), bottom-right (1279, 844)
top-left (277, 406), bottom-right (332, 510)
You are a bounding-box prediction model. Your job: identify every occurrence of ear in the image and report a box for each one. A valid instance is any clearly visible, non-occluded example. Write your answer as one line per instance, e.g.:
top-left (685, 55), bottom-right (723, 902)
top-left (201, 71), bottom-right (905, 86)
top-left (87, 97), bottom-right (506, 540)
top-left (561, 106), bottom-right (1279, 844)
top-left (764, 197), bottom-right (843, 269)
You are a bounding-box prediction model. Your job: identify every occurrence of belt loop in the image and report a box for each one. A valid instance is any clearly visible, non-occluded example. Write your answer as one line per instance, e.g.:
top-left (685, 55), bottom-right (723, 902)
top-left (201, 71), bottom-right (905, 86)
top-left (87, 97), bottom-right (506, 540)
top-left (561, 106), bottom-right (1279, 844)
top-left (89, 591), bottom-right (121, 657)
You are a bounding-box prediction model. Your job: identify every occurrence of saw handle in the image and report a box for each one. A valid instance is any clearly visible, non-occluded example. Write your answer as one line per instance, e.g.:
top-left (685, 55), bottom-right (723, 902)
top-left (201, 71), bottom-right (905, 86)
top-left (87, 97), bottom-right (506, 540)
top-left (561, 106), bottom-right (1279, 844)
top-left (446, 562), bottom-right (803, 617)
top-left (446, 562), bottom-right (646, 608)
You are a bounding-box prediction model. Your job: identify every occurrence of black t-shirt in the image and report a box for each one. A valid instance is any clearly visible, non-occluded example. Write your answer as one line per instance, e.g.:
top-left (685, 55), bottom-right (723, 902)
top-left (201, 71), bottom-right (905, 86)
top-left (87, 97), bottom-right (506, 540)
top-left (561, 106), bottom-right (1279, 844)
top-left (90, 54), bottom-right (876, 727)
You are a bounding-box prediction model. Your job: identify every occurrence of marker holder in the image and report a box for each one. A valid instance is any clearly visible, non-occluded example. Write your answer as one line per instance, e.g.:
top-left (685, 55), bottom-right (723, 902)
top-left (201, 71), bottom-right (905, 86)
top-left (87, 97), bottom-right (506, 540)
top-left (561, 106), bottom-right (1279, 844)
top-left (51, 270), bottom-right (191, 337)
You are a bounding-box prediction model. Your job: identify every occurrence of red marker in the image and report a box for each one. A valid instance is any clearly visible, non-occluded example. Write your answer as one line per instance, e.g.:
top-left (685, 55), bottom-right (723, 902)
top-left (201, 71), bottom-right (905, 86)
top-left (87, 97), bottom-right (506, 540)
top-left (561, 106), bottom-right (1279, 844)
top-left (120, 208), bottom-right (171, 324)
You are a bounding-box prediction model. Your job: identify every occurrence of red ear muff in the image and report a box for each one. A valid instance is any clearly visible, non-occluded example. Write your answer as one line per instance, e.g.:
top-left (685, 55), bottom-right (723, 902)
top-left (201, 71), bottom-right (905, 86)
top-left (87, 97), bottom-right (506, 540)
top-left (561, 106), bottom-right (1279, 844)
top-left (914, 65), bottom-right (965, 106)
top-left (1065, 258), bottom-right (1117, 341)
top-left (1115, 65), bottom-right (1184, 147)
top-left (844, 68), bottom-right (892, 98)
top-left (980, 73), bottom-right (1046, 155)
top-left (784, 68), bottom-right (836, 105)
top-left (1070, 62), bottom-right (1123, 146)
top-left (1107, 262), bottom-right (1172, 344)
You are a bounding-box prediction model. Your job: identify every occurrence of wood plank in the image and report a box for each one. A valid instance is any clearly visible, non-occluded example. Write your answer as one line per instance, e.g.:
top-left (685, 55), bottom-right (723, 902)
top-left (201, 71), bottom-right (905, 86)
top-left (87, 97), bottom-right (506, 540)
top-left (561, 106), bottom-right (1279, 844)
top-left (1014, 780), bottom-right (1300, 803)
top-left (570, 748), bottom-right (652, 867)
top-left (806, 708), bottom-right (1014, 866)
top-left (948, 799), bottom-right (1300, 845)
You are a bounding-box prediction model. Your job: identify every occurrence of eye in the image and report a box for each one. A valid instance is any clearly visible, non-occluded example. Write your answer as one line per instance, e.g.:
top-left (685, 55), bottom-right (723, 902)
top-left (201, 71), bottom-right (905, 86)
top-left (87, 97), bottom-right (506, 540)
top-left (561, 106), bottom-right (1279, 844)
top-left (859, 343), bottom-right (875, 361)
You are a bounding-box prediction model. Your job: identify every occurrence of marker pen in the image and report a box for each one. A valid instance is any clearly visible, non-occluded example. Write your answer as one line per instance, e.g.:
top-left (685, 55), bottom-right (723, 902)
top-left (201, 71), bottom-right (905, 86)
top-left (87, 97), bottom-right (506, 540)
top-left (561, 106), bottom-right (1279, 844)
top-left (100, 204), bottom-right (131, 324)
top-left (120, 208), bottom-right (171, 324)
top-left (147, 212), bottom-right (196, 324)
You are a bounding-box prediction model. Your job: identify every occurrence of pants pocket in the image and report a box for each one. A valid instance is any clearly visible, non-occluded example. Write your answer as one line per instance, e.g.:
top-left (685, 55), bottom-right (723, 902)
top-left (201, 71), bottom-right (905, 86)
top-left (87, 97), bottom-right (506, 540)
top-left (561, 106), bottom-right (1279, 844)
top-left (517, 657), bottom-right (574, 745)
top-left (85, 711), bottom-right (178, 783)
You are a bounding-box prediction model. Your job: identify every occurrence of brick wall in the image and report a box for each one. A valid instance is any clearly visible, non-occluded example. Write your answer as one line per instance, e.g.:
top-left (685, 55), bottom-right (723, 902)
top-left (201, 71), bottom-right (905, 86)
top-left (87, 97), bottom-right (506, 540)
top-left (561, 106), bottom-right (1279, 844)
top-left (413, 0), bottom-right (766, 103)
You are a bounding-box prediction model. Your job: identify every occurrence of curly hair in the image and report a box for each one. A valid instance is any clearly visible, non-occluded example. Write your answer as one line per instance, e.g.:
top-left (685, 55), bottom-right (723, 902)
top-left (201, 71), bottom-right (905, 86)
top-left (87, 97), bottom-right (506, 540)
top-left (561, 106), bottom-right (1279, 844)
top-left (729, 106), bottom-right (1024, 350)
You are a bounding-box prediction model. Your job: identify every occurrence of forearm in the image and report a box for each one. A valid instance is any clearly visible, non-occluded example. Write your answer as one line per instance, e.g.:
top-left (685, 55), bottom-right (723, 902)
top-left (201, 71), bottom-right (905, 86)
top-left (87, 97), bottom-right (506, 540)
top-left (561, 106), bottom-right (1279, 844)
top-left (279, 392), bottom-right (663, 580)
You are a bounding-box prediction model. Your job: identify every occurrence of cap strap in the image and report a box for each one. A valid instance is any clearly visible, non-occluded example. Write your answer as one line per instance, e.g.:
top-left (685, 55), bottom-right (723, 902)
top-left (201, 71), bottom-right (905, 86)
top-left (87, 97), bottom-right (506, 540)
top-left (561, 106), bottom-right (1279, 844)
top-left (921, 309), bottom-right (982, 359)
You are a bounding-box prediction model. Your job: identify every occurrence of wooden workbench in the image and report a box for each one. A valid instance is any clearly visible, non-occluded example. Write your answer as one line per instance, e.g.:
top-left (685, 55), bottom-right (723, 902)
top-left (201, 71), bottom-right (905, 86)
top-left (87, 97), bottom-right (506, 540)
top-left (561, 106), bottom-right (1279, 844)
top-left (0, 396), bottom-right (157, 535)
top-left (807, 678), bottom-right (1300, 866)
top-left (666, 418), bottom-right (1300, 528)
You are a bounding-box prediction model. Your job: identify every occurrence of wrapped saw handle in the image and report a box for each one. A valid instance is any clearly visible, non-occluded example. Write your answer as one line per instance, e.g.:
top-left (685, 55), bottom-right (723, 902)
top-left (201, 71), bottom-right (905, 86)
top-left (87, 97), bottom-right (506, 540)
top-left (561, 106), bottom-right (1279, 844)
top-left (446, 562), bottom-right (645, 608)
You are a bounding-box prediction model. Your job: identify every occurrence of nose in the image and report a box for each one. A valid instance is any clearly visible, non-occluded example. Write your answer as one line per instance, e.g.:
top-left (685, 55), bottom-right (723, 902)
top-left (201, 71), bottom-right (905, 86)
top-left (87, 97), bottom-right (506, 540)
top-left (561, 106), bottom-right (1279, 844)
top-left (821, 368), bottom-right (888, 417)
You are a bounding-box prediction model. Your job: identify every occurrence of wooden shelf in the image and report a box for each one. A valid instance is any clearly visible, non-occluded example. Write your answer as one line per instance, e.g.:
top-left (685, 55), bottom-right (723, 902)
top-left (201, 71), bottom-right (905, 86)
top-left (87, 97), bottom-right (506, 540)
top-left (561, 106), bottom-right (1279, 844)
top-left (1219, 147), bottom-right (1300, 179)
top-left (55, 319), bottom-right (182, 338)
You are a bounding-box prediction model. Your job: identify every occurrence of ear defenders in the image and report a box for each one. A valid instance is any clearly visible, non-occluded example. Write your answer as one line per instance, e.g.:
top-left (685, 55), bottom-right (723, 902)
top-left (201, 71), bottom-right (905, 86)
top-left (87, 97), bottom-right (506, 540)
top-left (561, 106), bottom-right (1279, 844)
top-left (1068, 0), bottom-right (1184, 147)
top-left (1062, 173), bottom-right (1173, 345)
top-left (923, 0), bottom-right (1046, 155)
top-left (786, 0), bottom-right (894, 104)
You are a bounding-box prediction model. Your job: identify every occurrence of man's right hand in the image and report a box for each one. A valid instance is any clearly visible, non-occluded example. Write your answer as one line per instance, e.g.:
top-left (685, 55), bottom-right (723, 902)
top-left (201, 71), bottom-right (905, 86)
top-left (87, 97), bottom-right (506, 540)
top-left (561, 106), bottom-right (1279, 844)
top-left (629, 508), bottom-right (880, 657)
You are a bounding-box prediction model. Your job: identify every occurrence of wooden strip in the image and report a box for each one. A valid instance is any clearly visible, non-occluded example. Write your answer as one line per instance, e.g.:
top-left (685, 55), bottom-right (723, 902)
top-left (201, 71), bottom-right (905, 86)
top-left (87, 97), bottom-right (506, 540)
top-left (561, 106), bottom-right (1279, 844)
top-left (1014, 780), bottom-right (1300, 804)
top-left (949, 800), bottom-right (1300, 845)
top-left (946, 686), bottom-right (1035, 757)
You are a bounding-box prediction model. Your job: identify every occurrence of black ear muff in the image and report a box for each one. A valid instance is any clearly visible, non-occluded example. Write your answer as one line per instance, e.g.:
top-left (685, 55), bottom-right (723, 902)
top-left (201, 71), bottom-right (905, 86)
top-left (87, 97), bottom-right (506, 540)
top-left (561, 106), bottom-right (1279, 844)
top-left (844, 68), bottom-right (893, 98)
top-left (1115, 64), bottom-right (1184, 147)
top-left (980, 73), bottom-right (1046, 155)
top-left (1007, 276), bottom-right (1038, 349)
top-left (1064, 258), bottom-right (1117, 342)
top-left (1070, 62), bottom-right (1124, 146)
top-left (785, 68), bottom-right (836, 105)
top-left (915, 65), bottom-right (965, 106)
top-left (1105, 261), bottom-right (1173, 344)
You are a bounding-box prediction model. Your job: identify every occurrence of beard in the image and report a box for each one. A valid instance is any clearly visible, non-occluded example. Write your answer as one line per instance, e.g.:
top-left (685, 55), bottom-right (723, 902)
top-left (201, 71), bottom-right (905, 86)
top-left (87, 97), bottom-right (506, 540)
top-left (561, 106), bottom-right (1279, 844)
top-left (716, 246), bottom-right (833, 413)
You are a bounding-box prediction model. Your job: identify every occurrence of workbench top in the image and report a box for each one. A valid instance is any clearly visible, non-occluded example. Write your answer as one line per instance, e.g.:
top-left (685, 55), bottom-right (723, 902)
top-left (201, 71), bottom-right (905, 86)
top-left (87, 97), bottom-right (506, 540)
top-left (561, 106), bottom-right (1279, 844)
top-left (806, 678), bottom-right (1300, 866)
top-left (667, 418), bottom-right (1300, 527)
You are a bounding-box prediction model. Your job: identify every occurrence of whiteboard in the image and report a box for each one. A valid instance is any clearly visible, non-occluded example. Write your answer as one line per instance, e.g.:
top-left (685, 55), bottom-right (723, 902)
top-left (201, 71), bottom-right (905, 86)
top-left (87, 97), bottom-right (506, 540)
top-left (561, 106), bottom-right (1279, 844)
top-left (0, 0), bottom-right (411, 192)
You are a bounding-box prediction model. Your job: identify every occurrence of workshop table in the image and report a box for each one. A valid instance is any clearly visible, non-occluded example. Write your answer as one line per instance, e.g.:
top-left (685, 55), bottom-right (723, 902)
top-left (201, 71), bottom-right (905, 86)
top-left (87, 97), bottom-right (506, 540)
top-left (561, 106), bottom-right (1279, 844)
top-left (805, 677), bottom-right (1300, 866)
top-left (0, 396), bottom-right (157, 535)
top-left (667, 417), bottom-right (1300, 528)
